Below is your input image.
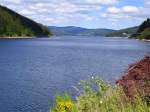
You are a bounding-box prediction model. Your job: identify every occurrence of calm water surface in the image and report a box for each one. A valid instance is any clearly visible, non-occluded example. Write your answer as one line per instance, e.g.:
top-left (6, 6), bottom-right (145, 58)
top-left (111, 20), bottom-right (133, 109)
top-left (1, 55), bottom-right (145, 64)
top-left (0, 36), bottom-right (149, 112)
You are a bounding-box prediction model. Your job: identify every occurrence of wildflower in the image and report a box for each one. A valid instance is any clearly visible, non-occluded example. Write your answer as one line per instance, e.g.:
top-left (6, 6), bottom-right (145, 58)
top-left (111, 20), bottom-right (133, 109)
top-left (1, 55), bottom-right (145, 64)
top-left (57, 101), bottom-right (73, 112)
top-left (91, 76), bottom-right (94, 79)
top-left (100, 100), bottom-right (103, 104)
top-left (65, 101), bottom-right (73, 111)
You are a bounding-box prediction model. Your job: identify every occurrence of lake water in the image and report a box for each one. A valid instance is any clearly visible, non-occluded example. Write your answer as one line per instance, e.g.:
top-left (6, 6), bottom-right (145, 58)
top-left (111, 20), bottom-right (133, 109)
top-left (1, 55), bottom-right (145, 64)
top-left (0, 36), bottom-right (149, 112)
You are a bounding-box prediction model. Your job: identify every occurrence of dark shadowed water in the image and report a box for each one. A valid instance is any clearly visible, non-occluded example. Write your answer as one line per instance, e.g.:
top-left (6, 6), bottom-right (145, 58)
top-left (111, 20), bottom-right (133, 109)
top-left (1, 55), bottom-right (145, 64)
top-left (0, 36), bottom-right (149, 112)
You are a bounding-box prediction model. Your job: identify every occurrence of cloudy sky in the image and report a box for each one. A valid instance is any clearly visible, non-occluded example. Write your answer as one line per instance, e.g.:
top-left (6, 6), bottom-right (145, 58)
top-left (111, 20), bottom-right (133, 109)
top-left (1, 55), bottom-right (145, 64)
top-left (1, 0), bottom-right (150, 29)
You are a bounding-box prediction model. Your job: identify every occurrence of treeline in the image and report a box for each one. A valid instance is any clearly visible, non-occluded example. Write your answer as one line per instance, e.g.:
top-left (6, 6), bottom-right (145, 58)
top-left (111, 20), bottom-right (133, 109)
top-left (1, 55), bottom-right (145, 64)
top-left (106, 18), bottom-right (150, 40)
top-left (131, 18), bottom-right (150, 40)
top-left (106, 26), bottom-right (138, 37)
top-left (0, 5), bottom-right (51, 37)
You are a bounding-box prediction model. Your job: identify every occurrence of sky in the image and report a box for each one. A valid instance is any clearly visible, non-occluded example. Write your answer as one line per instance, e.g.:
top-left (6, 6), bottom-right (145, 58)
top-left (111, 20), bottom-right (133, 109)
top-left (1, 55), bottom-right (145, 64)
top-left (0, 0), bottom-right (150, 29)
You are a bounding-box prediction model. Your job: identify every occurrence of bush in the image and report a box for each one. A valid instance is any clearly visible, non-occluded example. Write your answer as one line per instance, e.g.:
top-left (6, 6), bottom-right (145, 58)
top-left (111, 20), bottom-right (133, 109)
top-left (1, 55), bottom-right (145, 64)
top-left (139, 31), bottom-right (150, 40)
top-left (50, 78), bottom-right (150, 112)
top-left (117, 56), bottom-right (150, 101)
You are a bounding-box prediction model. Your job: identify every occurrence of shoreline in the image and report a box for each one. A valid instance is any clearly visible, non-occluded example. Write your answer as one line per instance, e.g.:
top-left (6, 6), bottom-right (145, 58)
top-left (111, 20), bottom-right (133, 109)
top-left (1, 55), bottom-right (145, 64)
top-left (135, 38), bottom-right (150, 42)
top-left (0, 37), bottom-right (35, 40)
top-left (0, 36), bottom-right (51, 39)
top-left (142, 39), bottom-right (150, 42)
top-left (0, 36), bottom-right (150, 42)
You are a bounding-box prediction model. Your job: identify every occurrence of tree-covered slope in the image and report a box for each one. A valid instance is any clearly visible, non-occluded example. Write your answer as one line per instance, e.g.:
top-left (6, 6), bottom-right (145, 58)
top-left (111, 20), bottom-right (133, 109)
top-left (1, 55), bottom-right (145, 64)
top-left (0, 5), bottom-right (51, 37)
top-left (79, 28), bottom-right (116, 36)
top-left (107, 18), bottom-right (150, 40)
top-left (132, 18), bottom-right (150, 40)
top-left (106, 26), bottom-right (138, 37)
top-left (49, 26), bottom-right (115, 36)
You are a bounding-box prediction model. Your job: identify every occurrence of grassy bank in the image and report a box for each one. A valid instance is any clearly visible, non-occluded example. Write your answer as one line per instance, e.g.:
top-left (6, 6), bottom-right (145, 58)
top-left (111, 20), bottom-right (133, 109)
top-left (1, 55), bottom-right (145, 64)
top-left (50, 78), bottom-right (149, 112)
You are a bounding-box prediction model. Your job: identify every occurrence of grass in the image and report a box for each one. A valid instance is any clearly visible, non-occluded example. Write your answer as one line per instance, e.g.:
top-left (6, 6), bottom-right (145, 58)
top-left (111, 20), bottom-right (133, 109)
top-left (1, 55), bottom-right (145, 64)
top-left (50, 78), bottom-right (150, 112)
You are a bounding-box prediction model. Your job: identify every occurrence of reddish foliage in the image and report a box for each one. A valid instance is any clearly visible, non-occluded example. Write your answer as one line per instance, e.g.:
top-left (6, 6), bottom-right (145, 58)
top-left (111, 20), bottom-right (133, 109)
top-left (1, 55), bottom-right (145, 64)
top-left (117, 55), bottom-right (150, 99)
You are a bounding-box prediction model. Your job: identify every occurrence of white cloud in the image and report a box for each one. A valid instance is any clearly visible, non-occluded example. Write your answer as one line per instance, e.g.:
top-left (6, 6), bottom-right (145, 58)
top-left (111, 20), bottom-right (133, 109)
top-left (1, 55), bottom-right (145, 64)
top-left (102, 13), bottom-right (130, 20)
top-left (122, 6), bottom-right (139, 13)
top-left (107, 7), bottom-right (121, 14)
top-left (144, 0), bottom-right (150, 7)
top-left (19, 1), bottom-right (102, 24)
top-left (0, 0), bottom-right (118, 26)
top-left (88, 0), bottom-right (119, 5)
top-left (1, 0), bottom-right (21, 4)
top-left (103, 5), bottom-right (142, 21)
top-left (12, 1), bottom-right (100, 25)
top-left (71, 0), bottom-right (119, 5)
top-left (106, 6), bottom-right (140, 15)
top-left (19, 9), bottom-right (36, 15)
top-left (0, 0), bottom-right (149, 28)
top-left (102, 5), bottom-right (144, 27)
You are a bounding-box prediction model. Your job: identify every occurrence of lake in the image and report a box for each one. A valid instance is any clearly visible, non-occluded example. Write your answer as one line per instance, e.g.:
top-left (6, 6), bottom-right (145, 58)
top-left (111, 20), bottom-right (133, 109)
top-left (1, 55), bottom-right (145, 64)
top-left (0, 36), bottom-right (149, 112)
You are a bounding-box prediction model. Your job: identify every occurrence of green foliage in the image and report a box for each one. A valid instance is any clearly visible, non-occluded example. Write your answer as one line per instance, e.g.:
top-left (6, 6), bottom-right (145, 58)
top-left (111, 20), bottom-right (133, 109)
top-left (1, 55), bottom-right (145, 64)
top-left (107, 18), bottom-right (150, 40)
top-left (131, 18), bottom-right (150, 40)
top-left (106, 26), bottom-right (138, 37)
top-left (0, 5), bottom-right (51, 37)
top-left (51, 78), bottom-right (150, 112)
top-left (139, 28), bottom-right (150, 40)
top-left (137, 18), bottom-right (150, 33)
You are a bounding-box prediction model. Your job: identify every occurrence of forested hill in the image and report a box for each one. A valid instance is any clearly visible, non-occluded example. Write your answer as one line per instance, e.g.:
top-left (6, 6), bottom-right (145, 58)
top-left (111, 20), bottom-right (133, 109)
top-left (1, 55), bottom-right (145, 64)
top-left (131, 18), bottom-right (150, 40)
top-left (106, 26), bottom-right (138, 37)
top-left (0, 5), bottom-right (51, 37)
top-left (106, 18), bottom-right (150, 40)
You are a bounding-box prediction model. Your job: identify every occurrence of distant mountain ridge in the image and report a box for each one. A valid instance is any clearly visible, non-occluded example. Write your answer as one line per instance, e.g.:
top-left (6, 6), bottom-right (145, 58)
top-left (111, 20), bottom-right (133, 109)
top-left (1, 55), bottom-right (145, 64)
top-left (48, 26), bottom-right (115, 36)
top-left (0, 5), bottom-right (51, 37)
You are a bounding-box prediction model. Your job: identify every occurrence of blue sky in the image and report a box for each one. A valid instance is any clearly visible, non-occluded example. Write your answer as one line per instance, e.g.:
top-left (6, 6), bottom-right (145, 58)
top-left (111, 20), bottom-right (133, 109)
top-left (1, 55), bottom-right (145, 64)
top-left (1, 0), bottom-right (150, 29)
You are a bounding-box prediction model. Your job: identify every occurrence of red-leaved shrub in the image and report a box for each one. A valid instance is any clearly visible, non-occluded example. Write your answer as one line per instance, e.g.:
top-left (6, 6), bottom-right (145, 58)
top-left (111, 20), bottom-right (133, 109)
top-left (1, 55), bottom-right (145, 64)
top-left (117, 55), bottom-right (150, 101)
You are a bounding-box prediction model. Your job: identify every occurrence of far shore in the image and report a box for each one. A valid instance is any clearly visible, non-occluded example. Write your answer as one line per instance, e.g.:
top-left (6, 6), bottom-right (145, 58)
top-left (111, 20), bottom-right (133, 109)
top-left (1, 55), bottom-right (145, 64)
top-left (0, 36), bottom-right (50, 39)
top-left (0, 36), bottom-right (150, 42)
